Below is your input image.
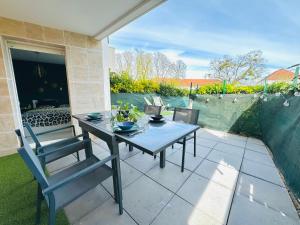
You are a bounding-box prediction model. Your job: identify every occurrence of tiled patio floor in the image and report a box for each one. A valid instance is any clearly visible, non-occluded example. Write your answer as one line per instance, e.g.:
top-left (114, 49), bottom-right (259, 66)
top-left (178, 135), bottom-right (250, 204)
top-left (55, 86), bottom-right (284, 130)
top-left (47, 129), bottom-right (300, 225)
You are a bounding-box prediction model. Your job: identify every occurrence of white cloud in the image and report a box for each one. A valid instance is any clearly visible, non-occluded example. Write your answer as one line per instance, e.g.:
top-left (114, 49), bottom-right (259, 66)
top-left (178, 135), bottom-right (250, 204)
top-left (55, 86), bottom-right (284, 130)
top-left (186, 69), bottom-right (209, 78)
top-left (114, 25), bottom-right (300, 69)
top-left (159, 49), bottom-right (210, 67)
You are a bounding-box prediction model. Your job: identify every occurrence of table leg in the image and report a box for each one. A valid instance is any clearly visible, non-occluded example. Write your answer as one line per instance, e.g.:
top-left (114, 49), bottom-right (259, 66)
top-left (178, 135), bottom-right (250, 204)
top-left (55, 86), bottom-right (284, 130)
top-left (108, 139), bottom-right (123, 210)
top-left (82, 128), bottom-right (92, 158)
top-left (160, 150), bottom-right (166, 168)
top-left (129, 145), bottom-right (133, 152)
top-left (181, 137), bottom-right (186, 172)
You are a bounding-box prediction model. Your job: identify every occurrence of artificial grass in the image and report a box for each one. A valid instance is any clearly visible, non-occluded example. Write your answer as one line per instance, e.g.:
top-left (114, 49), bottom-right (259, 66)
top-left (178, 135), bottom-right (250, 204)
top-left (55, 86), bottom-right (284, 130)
top-left (0, 153), bottom-right (69, 225)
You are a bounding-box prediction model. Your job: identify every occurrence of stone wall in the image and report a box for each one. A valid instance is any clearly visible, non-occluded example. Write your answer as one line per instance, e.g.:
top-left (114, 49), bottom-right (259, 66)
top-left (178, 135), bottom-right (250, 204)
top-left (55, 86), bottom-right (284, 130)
top-left (0, 17), bottom-right (109, 156)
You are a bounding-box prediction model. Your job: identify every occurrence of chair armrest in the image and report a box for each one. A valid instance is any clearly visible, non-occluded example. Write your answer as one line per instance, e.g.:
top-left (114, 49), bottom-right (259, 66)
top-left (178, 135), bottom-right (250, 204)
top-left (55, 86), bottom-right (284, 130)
top-left (37, 137), bottom-right (88, 158)
top-left (43, 155), bottom-right (116, 195)
top-left (38, 134), bottom-right (84, 150)
top-left (35, 125), bottom-right (76, 136)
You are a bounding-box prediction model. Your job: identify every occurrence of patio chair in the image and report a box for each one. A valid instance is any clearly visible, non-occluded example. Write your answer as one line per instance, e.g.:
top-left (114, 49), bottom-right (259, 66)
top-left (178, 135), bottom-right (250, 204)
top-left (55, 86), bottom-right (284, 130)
top-left (128, 105), bottom-right (162, 154)
top-left (172, 108), bottom-right (200, 171)
top-left (17, 132), bottom-right (123, 225)
top-left (15, 123), bottom-right (82, 168)
top-left (144, 96), bottom-right (153, 106)
top-left (144, 105), bottom-right (162, 115)
top-left (152, 96), bottom-right (168, 111)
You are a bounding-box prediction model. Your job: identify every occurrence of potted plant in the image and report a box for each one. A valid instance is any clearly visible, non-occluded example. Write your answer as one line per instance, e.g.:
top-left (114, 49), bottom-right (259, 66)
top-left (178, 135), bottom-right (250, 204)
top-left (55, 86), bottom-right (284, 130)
top-left (112, 101), bottom-right (140, 122)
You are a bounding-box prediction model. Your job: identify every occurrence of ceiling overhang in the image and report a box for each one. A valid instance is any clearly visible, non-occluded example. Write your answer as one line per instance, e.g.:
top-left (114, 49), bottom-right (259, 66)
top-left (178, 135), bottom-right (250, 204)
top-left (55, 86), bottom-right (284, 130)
top-left (0, 0), bottom-right (165, 40)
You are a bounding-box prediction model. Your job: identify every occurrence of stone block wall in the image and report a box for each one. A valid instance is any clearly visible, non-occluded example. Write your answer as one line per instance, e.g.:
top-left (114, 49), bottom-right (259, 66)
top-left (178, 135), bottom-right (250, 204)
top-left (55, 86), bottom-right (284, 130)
top-left (0, 17), bottom-right (110, 156)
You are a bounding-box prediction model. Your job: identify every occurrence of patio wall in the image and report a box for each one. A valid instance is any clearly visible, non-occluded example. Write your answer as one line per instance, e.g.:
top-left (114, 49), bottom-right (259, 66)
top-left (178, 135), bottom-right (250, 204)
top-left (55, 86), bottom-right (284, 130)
top-left (111, 93), bottom-right (189, 111)
top-left (111, 93), bottom-right (260, 136)
top-left (0, 17), bottom-right (110, 156)
top-left (260, 95), bottom-right (300, 199)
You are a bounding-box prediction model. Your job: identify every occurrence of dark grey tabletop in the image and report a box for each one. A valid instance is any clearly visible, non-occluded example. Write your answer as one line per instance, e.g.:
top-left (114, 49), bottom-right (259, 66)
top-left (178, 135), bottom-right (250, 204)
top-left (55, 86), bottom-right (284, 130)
top-left (73, 112), bottom-right (200, 155)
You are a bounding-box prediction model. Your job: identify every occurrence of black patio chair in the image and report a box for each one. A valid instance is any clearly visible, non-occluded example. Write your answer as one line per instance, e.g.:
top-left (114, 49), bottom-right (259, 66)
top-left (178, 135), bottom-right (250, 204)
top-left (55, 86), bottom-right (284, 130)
top-left (15, 123), bottom-right (82, 169)
top-left (144, 105), bottom-right (162, 115)
top-left (172, 108), bottom-right (200, 171)
top-left (128, 105), bottom-right (162, 154)
top-left (17, 132), bottom-right (123, 225)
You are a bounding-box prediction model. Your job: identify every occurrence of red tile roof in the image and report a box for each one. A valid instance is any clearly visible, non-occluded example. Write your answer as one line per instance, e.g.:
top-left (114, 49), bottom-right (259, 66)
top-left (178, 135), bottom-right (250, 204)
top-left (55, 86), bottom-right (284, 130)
top-left (266, 69), bottom-right (295, 81)
top-left (158, 78), bottom-right (221, 87)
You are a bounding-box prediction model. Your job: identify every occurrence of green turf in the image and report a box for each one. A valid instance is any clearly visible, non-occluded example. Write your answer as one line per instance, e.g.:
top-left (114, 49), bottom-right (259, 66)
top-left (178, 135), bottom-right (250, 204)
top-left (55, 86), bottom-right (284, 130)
top-left (0, 153), bottom-right (69, 225)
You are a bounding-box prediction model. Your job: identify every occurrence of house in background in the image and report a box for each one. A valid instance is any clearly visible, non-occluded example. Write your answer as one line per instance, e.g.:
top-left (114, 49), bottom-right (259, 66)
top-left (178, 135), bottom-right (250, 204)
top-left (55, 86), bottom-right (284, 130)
top-left (263, 69), bottom-right (298, 84)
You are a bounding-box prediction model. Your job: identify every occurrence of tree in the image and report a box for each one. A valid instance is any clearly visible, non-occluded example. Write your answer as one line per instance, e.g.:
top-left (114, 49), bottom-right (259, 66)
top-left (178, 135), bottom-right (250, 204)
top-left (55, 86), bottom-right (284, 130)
top-left (114, 49), bottom-right (187, 79)
top-left (209, 50), bottom-right (265, 83)
top-left (115, 51), bottom-right (134, 76)
top-left (153, 52), bottom-right (172, 78)
top-left (173, 60), bottom-right (187, 78)
top-left (135, 50), bottom-right (153, 80)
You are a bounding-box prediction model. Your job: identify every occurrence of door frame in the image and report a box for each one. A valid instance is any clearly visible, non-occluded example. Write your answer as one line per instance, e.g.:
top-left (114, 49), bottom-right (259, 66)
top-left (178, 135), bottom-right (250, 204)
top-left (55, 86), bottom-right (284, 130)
top-left (1, 37), bottom-right (67, 134)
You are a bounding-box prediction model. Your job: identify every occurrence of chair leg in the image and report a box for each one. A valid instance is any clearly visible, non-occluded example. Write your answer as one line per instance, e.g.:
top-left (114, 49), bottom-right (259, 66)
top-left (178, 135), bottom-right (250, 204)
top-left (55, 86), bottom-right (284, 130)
top-left (129, 145), bottom-right (133, 152)
top-left (112, 160), bottom-right (119, 203)
top-left (172, 144), bottom-right (174, 149)
top-left (181, 138), bottom-right (186, 172)
top-left (115, 156), bottom-right (123, 215)
top-left (48, 201), bottom-right (56, 225)
top-left (154, 154), bottom-right (157, 159)
top-left (76, 151), bottom-right (80, 162)
top-left (35, 185), bottom-right (42, 225)
top-left (193, 131), bottom-right (196, 157)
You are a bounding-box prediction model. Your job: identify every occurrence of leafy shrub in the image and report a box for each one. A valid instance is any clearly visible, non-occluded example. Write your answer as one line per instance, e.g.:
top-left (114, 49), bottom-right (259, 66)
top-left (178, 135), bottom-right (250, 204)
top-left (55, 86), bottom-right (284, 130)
top-left (110, 71), bottom-right (298, 96)
top-left (157, 83), bottom-right (189, 96)
top-left (110, 71), bottom-right (135, 93)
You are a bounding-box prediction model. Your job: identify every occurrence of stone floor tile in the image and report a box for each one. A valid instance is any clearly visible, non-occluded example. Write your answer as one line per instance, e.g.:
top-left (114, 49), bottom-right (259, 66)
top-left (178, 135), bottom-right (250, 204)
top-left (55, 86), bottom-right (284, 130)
top-left (245, 142), bottom-right (269, 154)
top-left (177, 174), bottom-right (234, 224)
top-left (47, 154), bottom-right (77, 174)
top-left (247, 137), bottom-right (265, 146)
top-left (147, 162), bottom-right (192, 192)
top-left (223, 133), bottom-right (248, 142)
top-left (241, 159), bottom-right (284, 187)
top-left (184, 143), bottom-right (212, 158)
top-left (236, 173), bottom-right (299, 220)
top-left (123, 175), bottom-right (173, 225)
top-left (227, 194), bottom-right (300, 225)
top-left (75, 198), bottom-right (137, 225)
top-left (102, 161), bottom-right (143, 195)
top-left (213, 143), bottom-right (244, 157)
top-left (221, 138), bottom-right (246, 148)
top-left (197, 137), bottom-right (218, 148)
top-left (244, 149), bottom-right (275, 167)
top-left (206, 150), bottom-right (243, 170)
top-left (65, 185), bottom-right (111, 223)
top-left (151, 195), bottom-right (222, 225)
top-left (167, 150), bottom-right (204, 171)
top-left (118, 145), bottom-right (140, 160)
top-left (195, 159), bottom-right (239, 190)
top-left (125, 152), bottom-right (159, 173)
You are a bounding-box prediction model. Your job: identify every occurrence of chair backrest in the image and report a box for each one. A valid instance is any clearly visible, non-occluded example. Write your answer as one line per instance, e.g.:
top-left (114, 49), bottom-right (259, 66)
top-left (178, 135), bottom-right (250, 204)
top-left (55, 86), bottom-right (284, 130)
top-left (173, 108), bottom-right (200, 125)
top-left (144, 97), bottom-right (152, 106)
top-left (144, 105), bottom-right (162, 115)
top-left (23, 122), bottom-right (42, 148)
top-left (152, 96), bottom-right (164, 107)
top-left (18, 133), bottom-right (49, 190)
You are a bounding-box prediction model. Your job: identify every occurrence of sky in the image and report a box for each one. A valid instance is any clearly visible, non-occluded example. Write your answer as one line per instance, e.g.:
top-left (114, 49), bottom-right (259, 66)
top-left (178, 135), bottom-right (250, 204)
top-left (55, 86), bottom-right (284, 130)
top-left (109, 0), bottom-right (300, 78)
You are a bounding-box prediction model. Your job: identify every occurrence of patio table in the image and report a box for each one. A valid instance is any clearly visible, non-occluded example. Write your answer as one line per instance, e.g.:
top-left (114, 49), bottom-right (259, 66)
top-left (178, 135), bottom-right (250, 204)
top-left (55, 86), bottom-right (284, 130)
top-left (73, 112), bottom-right (200, 170)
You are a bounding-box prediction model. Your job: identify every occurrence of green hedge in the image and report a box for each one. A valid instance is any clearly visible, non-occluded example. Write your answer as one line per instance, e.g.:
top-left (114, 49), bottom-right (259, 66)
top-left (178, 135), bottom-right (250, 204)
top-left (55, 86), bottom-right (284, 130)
top-left (110, 71), bottom-right (300, 96)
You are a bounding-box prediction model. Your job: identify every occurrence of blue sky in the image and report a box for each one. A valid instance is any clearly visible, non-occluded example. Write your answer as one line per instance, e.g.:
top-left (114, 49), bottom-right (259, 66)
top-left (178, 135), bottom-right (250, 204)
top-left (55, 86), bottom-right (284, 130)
top-left (110, 0), bottom-right (300, 78)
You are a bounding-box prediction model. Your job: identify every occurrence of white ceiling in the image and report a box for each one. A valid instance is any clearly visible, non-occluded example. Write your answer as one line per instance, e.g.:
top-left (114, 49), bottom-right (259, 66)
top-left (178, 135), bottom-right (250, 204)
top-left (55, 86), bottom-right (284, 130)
top-left (0, 0), bottom-right (165, 39)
